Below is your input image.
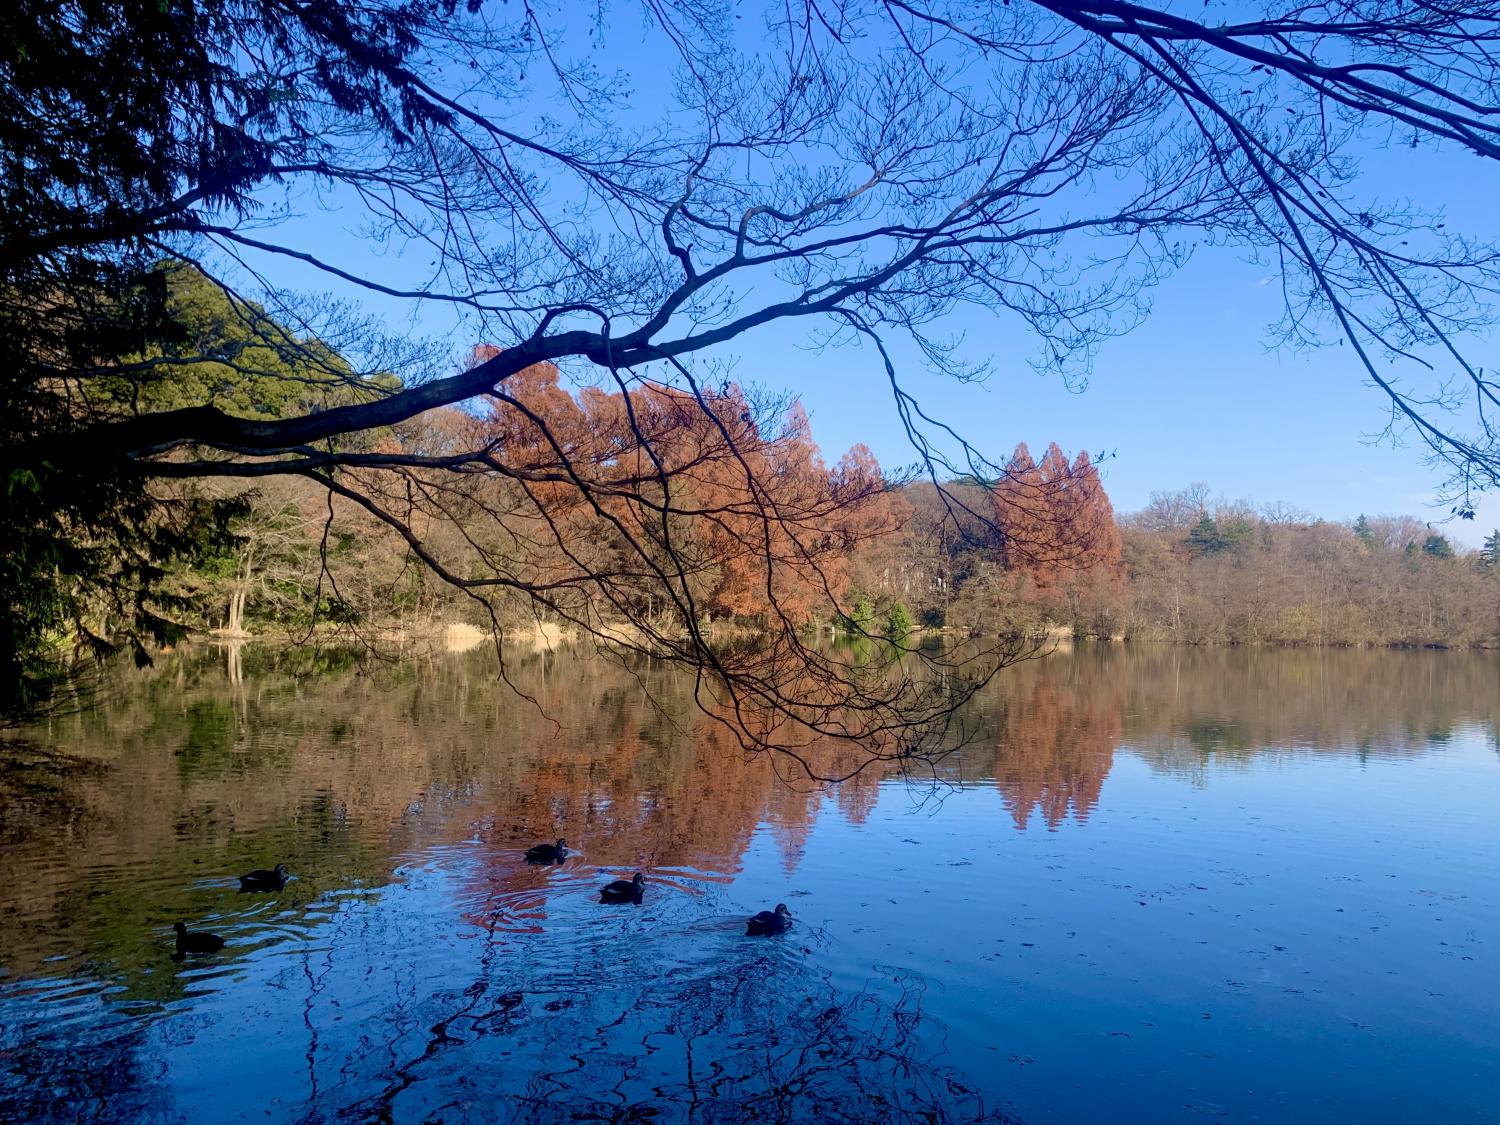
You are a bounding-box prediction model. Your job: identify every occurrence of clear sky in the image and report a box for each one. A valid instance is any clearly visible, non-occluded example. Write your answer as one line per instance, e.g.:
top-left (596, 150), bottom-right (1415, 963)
top-left (709, 137), bottom-right (1500, 547)
top-left (776, 242), bottom-right (1500, 546)
top-left (224, 11), bottom-right (1500, 548)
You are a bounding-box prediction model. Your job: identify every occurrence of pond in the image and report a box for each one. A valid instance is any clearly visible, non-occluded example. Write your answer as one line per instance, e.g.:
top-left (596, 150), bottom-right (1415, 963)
top-left (1, 643), bottom-right (1497, 1123)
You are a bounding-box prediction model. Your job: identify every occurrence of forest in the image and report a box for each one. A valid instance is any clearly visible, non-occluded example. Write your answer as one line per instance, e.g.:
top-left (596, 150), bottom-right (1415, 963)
top-left (106, 268), bottom-right (1500, 658)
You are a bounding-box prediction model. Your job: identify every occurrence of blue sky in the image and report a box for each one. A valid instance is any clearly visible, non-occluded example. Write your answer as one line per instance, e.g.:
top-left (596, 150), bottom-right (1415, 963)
top-left (776, 243), bottom-right (1500, 545)
top-left (731, 136), bottom-right (1500, 546)
top-left (227, 12), bottom-right (1500, 548)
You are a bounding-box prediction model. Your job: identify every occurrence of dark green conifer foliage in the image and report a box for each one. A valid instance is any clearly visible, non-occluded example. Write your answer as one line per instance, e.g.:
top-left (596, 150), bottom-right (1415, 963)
top-left (1422, 534), bottom-right (1455, 559)
top-left (1480, 530), bottom-right (1500, 571)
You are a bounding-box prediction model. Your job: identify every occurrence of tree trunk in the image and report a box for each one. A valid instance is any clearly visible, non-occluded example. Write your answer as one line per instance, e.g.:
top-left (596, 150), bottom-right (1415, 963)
top-left (226, 588), bottom-right (248, 637)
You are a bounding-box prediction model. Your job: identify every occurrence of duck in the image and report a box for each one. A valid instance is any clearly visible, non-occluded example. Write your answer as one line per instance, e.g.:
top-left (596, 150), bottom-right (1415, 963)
top-left (746, 904), bottom-right (792, 935)
top-left (525, 838), bottom-right (568, 864)
top-left (599, 872), bottom-right (645, 904)
top-left (173, 921), bottom-right (225, 955)
top-left (238, 863), bottom-right (291, 892)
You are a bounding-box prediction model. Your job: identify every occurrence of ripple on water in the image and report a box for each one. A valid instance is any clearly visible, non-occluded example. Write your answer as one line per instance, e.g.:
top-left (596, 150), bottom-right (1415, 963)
top-left (6, 649), bottom-right (1499, 1125)
top-left (362, 844), bottom-right (806, 1001)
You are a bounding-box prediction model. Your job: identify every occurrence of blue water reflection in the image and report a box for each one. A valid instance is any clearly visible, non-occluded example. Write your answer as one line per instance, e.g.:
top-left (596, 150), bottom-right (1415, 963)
top-left (1, 645), bottom-right (1497, 1123)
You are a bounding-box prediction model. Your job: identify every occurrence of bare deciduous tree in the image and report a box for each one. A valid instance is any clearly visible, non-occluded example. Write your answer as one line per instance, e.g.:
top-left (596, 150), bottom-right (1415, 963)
top-left (6, 0), bottom-right (1500, 754)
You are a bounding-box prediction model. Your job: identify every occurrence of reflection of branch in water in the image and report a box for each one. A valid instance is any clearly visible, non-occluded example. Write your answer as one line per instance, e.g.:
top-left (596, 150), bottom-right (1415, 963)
top-left (335, 944), bottom-right (1020, 1125)
top-left (0, 1007), bottom-right (167, 1125)
top-left (0, 737), bottom-right (109, 847)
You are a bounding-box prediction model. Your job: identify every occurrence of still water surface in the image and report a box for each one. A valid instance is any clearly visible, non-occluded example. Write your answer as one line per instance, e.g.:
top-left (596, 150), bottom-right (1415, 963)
top-left (1, 644), bottom-right (1497, 1123)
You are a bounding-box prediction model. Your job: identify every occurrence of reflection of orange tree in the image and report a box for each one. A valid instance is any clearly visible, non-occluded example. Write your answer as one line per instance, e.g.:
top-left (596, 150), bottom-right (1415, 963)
top-left (991, 664), bottom-right (1125, 830)
top-left (11, 644), bottom-right (1487, 986)
top-left (4, 643), bottom-right (892, 985)
top-left (458, 674), bottom-right (886, 921)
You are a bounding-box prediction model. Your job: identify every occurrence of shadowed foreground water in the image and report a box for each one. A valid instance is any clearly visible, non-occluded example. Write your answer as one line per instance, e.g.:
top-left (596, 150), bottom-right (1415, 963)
top-left (1, 644), bottom-right (1497, 1123)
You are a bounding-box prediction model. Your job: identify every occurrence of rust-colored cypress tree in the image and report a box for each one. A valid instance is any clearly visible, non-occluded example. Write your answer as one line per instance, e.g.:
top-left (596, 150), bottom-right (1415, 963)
top-left (994, 442), bottom-right (1122, 586)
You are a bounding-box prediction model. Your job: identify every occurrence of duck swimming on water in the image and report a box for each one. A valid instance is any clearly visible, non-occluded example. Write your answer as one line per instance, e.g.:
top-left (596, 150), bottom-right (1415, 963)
top-left (525, 838), bottom-right (568, 864)
top-left (238, 863), bottom-right (291, 892)
top-left (173, 921), bottom-right (225, 955)
top-left (599, 872), bottom-right (645, 904)
top-left (746, 904), bottom-right (792, 935)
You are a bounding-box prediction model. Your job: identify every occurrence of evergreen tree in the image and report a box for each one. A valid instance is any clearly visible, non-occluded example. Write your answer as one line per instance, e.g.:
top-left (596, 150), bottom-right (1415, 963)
top-left (839, 593), bottom-right (875, 635)
top-left (1, 264), bottom-right (387, 713)
top-left (9, 0), bottom-right (1500, 741)
top-left (1353, 514), bottom-right (1375, 548)
top-left (1186, 514), bottom-right (1222, 557)
top-left (1187, 513), bottom-right (1254, 557)
top-left (1480, 530), bottom-right (1500, 571)
top-left (1422, 534), bottom-right (1455, 559)
top-left (1219, 517), bottom-right (1255, 553)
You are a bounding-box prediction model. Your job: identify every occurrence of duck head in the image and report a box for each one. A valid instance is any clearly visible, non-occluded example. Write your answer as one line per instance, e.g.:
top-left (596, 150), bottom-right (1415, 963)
top-left (556, 839), bottom-right (568, 851)
top-left (173, 922), bottom-right (187, 935)
top-left (275, 864), bottom-right (291, 878)
top-left (774, 904), bottom-right (790, 918)
top-left (632, 873), bottom-right (645, 887)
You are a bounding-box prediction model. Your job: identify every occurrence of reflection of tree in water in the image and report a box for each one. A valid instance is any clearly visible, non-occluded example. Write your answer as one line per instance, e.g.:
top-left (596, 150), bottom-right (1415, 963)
top-left (5, 644), bottom-right (1498, 1121)
top-left (990, 671), bottom-right (1123, 831)
top-left (334, 945), bottom-right (1018, 1125)
top-left (0, 737), bottom-right (108, 848)
top-left (0, 644), bottom-right (884, 983)
top-left (1108, 646), bottom-right (1496, 765)
top-left (977, 646), bottom-right (1500, 822)
top-left (0, 1001), bottom-right (168, 1124)
top-left (7, 643), bottom-right (1498, 987)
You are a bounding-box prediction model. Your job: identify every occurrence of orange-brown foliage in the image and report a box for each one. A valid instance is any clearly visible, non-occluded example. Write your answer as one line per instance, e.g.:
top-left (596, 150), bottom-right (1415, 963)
top-left (993, 442), bottom-right (1123, 587)
top-left (471, 351), bottom-right (895, 625)
top-left (992, 664), bottom-right (1124, 829)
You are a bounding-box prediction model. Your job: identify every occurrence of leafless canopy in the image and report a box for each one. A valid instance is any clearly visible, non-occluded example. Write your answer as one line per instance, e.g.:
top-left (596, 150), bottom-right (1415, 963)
top-left (11, 0), bottom-right (1500, 765)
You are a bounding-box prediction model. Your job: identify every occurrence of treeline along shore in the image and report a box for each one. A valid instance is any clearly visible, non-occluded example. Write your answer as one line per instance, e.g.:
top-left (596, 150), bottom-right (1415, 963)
top-left (18, 268), bottom-right (1500, 691)
top-left (190, 465), bottom-right (1500, 652)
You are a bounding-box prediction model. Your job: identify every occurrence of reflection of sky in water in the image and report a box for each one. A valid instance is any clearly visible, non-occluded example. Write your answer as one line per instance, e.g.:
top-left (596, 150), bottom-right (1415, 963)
top-left (759, 731), bottom-right (1499, 1124)
top-left (3, 854), bottom-right (1001, 1123)
top-left (1, 649), bottom-right (1498, 1123)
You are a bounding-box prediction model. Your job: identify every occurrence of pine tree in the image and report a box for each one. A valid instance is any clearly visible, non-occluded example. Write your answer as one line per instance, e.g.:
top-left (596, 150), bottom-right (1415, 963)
top-left (1186, 514), bottom-right (1222, 556)
top-left (1480, 530), bottom-right (1500, 572)
top-left (1353, 514), bottom-right (1375, 548)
